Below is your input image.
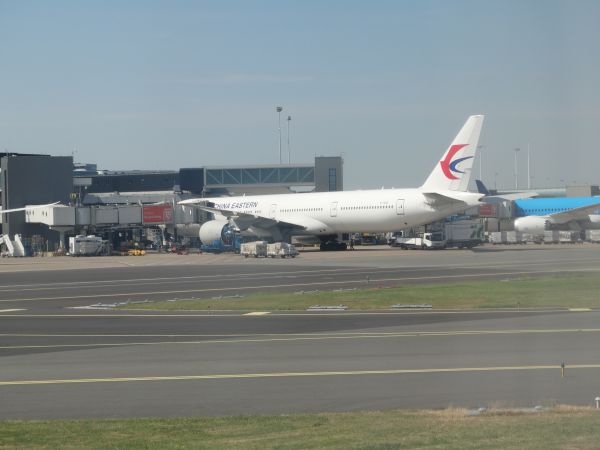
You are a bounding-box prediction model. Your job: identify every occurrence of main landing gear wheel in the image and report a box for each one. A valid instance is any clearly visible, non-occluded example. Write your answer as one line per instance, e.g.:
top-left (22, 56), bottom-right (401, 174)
top-left (319, 241), bottom-right (348, 251)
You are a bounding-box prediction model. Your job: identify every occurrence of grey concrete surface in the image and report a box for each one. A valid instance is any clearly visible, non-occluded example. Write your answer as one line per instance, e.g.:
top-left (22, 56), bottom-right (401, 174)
top-left (1, 245), bottom-right (600, 419)
top-left (1, 244), bottom-right (600, 312)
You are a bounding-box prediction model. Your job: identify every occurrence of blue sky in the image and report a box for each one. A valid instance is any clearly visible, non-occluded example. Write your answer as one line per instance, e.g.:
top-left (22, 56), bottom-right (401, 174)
top-left (1, 1), bottom-right (599, 189)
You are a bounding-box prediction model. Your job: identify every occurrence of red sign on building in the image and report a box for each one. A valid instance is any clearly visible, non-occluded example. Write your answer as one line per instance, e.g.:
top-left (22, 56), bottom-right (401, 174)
top-left (478, 203), bottom-right (497, 218)
top-left (142, 205), bottom-right (173, 224)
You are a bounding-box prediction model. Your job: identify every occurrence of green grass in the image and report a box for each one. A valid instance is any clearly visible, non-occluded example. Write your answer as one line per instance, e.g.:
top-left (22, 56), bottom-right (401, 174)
top-left (1, 407), bottom-right (600, 449)
top-left (122, 274), bottom-right (600, 311)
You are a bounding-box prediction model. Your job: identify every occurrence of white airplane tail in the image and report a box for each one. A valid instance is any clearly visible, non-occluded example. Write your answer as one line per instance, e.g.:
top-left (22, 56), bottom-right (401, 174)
top-left (420, 115), bottom-right (484, 192)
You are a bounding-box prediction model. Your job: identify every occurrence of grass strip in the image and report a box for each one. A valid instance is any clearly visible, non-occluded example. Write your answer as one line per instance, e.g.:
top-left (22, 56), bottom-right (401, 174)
top-left (122, 274), bottom-right (600, 311)
top-left (1, 406), bottom-right (599, 450)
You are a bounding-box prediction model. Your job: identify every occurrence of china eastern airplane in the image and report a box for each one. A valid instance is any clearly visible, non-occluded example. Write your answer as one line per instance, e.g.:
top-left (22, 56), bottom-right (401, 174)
top-left (513, 197), bottom-right (600, 235)
top-left (179, 115), bottom-right (485, 250)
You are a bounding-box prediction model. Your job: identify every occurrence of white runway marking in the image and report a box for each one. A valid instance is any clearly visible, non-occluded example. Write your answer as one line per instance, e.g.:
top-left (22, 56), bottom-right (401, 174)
top-left (2, 327), bottom-right (600, 350)
top-left (2, 364), bottom-right (600, 386)
top-left (2, 266), bottom-right (600, 303)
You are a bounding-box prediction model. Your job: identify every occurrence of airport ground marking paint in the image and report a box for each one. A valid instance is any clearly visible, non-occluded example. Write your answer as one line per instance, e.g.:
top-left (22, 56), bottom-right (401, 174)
top-left (3, 328), bottom-right (600, 350)
top-left (0, 268), bottom-right (368, 291)
top-left (3, 364), bottom-right (600, 386)
top-left (4, 267), bottom-right (600, 303)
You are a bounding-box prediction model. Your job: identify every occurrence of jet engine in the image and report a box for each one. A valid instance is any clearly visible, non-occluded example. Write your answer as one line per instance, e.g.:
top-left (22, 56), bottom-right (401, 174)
top-left (513, 216), bottom-right (550, 234)
top-left (199, 220), bottom-right (235, 246)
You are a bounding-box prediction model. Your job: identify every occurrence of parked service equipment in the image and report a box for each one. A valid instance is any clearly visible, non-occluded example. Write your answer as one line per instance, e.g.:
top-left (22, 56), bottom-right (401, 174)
top-left (389, 231), bottom-right (446, 249)
top-left (267, 242), bottom-right (299, 258)
top-left (489, 231), bottom-right (524, 244)
top-left (240, 241), bottom-right (268, 258)
top-left (443, 219), bottom-right (483, 248)
top-left (69, 235), bottom-right (107, 256)
top-left (586, 230), bottom-right (600, 243)
top-left (0, 234), bottom-right (16, 256)
top-left (543, 230), bottom-right (559, 244)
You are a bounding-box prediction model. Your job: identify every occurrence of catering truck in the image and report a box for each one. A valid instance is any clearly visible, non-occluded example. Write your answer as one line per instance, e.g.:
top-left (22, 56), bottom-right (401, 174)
top-left (442, 219), bottom-right (484, 248)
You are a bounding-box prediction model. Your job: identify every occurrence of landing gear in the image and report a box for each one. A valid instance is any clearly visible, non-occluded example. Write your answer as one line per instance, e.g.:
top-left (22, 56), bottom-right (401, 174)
top-left (319, 241), bottom-right (348, 251)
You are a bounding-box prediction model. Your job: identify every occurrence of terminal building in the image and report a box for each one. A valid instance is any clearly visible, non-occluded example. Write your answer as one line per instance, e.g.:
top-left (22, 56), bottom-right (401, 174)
top-left (1, 153), bottom-right (343, 253)
top-left (1, 153), bottom-right (73, 246)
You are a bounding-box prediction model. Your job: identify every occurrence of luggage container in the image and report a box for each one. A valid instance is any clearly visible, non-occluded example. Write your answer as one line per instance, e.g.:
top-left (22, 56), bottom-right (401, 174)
top-left (267, 242), bottom-right (299, 258)
top-left (69, 235), bottom-right (105, 256)
top-left (240, 241), bottom-right (268, 258)
top-left (488, 231), bottom-right (504, 244)
top-left (543, 230), bottom-right (559, 244)
top-left (585, 229), bottom-right (600, 243)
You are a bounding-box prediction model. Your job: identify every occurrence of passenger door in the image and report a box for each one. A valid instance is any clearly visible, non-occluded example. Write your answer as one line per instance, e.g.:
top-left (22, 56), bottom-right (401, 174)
top-left (269, 203), bottom-right (278, 219)
top-left (330, 201), bottom-right (338, 217)
top-left (396, 199), bottom-right (405, 215)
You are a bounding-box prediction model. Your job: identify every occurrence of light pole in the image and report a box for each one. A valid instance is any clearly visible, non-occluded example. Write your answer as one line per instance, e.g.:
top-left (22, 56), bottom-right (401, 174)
top-left (287, 115), bottom-right (292, 164)
top-left (276, 106), bottom-right (283, 164)
top-left (527, 143), bottom-right (531, 189)
top-left (514, 147), bottom-right (520, 190)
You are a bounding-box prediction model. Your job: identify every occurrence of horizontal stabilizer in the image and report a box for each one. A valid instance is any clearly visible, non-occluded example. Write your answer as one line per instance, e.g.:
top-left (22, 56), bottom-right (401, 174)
top-left (422, 192), bottom-right (468, 208)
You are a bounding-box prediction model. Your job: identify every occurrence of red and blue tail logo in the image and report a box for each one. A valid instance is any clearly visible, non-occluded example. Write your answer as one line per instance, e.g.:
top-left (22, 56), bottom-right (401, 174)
top-left (440, 144), bottom-right (472, 180)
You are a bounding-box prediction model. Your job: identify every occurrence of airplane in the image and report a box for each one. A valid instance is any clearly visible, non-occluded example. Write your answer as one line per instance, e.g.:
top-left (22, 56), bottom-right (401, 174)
top-left (474, 180), bottom-right (600, 236)
top-left (179, 115), bottom-right (485, 250)
top-left (513, 197), bottom-right (600, 235)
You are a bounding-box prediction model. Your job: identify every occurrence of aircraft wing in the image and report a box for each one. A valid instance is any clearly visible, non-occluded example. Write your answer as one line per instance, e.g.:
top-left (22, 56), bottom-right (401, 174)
top-left (0, 202), bottom-right (60, 214)
top-left (194, 205), bottom-right (306, 232)
top-left (548, 201), bottom-right (600, 224)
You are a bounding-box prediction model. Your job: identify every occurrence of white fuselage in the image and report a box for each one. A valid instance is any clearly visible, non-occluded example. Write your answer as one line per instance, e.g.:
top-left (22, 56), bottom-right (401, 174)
top-left (204, 188), bottom-right (481, 236)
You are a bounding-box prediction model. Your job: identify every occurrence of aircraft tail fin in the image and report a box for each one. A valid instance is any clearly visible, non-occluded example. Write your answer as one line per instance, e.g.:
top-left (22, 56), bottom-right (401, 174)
top-left (475, 179), bottom-right (491, 196)
top-left (420, 115), bottom-right (484, 192)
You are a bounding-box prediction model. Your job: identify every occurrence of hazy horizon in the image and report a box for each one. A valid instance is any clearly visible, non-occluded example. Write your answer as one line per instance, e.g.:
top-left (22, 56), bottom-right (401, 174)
top-left (1, 1), bottom-right (599, 190)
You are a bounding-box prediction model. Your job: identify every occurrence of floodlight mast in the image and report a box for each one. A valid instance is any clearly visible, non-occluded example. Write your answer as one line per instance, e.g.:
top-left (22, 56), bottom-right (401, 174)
top-left (276, 106), bottom-right (283, 164)
top-left (287, 115), bottom-right (292, 164)
top-left (514, 147), bottom-right (520, 189)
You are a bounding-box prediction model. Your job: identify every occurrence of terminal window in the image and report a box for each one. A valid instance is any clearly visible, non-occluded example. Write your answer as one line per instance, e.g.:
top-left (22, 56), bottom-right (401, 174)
top-left (328, 168), bottom-right (337, 191)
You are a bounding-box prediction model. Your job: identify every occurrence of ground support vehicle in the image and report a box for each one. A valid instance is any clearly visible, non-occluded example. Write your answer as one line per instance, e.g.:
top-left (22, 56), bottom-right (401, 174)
top-left (443, 219), bottom-right (484, 248)
top-left (267, 242), bottom-right (299, 258)
top-left (240, 241), bottom-right (268, 258)
top-left (389, 232), bottom-right (446, 249)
